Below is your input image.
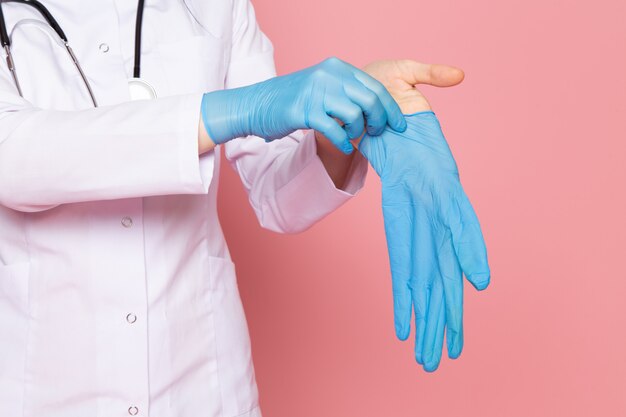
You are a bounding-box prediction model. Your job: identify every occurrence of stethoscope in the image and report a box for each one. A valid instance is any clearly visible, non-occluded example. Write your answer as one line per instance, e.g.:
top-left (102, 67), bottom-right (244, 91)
top-left (0, 0), bottom-right (156, 106)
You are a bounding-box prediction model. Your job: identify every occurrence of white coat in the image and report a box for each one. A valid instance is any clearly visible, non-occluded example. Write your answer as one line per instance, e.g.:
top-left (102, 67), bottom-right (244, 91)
top-left (0, 1), bottom-right (368, 416)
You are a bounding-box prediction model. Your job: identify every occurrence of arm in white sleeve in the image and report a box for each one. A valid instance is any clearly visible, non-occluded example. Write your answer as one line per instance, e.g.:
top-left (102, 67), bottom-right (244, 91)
top-left (223, 0), bottom-right (368, 234)
top-left (0, 85), bottom-right (209, 212)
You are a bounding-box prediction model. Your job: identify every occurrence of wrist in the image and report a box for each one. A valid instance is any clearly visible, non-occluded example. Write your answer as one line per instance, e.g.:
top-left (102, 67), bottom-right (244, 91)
top-left (198, 113), bottom-right (216, 154)
top-left (198, 113), bottom-right (216, 155)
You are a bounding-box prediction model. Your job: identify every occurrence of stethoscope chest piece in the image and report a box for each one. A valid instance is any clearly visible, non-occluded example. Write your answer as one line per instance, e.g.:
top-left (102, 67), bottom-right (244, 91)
top-left (128, 77), bottom-right (156, 100)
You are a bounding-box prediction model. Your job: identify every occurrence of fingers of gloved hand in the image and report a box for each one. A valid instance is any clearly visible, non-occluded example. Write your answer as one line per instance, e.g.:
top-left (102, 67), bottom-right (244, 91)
top-left (393, 285), bottom-right (412, 342)
top-left (308, 112), bottom-right (353, 154)
top-left (422, 278), bottom-right (446, 372)
top-left (448, 190), bottom-right (491, 290)
top-left (413, 285), bottom-right (430, 366)
top-left (382, 201), bottom-right (414, 341)
top-left (352, 70), bottom-right (407, 134)
top-left (412, 208), bottom-right (438, 365)
top-left (324, 97), bottom-right (365, 141)
top-left (343, 80), bottom-right (387, 136)
top-left (438, 230), bottom-right (464, 359)
top-left (357, 133), bottom-right (386, 177)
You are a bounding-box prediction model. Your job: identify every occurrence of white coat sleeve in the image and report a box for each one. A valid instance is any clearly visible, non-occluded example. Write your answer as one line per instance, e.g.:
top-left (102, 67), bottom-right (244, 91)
top-left (0, 73), bottom-right (209, 212)
top-left (223, 0), bottom-right (368, 234)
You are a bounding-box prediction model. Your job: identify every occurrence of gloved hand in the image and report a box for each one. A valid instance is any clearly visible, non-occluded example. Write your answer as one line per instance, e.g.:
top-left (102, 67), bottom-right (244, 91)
top-left (359, 111), bottom-right (490, 372)
top-left (200, 57), bottom-right (406, 154)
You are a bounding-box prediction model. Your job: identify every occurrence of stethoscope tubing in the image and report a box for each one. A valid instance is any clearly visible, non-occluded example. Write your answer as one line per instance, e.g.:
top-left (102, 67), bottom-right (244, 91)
top-left (0, 0), bottom-right (68, 47)
top-left (134, 0), bottom-right (145, 78)
top-left (0, 0), bottom-right (147, 107)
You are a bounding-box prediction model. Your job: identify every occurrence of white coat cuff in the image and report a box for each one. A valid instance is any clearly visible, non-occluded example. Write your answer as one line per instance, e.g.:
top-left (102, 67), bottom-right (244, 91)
top-left (178, 93), bottom-right (212, 194)
top-left (268, 131), bottom-right (367, 231)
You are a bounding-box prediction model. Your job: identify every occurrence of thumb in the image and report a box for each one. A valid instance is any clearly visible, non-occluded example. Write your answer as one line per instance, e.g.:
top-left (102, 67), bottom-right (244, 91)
top-left (398, 60), bottom-right (465, 88)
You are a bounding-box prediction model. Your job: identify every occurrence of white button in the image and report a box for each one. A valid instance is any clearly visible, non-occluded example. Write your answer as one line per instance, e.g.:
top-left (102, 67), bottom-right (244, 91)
top-left (121, 216), bottom-right (133, 228)
top-left (128, 406), bottom-right (139, 415)
top-left (99, 43), bottom-right (110, 53)
top-left (126, 313), bottom-right (137, 324)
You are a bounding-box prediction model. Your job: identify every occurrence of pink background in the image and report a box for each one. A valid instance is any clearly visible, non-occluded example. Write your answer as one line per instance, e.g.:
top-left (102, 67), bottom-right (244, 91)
top-left (218, 0), bottom-right (626, 416)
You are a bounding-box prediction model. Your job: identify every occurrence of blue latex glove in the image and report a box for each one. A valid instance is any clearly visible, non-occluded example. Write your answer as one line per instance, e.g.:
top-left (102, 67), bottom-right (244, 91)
top-left (200, 57), bottom-right (406, 154)
top-left (359, 111), bottom-right (490, 372)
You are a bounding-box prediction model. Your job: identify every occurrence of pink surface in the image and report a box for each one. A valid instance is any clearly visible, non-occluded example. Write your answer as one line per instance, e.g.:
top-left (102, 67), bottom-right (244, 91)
top-left (218, 0), bottom-right (626, 416)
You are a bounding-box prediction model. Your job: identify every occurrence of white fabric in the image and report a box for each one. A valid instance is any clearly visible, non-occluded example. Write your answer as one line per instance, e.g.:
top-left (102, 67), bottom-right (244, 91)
top-left (0, 1), bottom-right (368, 416)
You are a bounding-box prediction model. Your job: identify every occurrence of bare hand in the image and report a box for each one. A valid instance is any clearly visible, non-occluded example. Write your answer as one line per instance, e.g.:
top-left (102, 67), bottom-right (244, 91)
top-left (363, 60), bottom-right (464, 114)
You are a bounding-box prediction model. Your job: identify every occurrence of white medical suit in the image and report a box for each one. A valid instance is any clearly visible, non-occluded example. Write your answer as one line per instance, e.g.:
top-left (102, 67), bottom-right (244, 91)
top-left (0, 1), bottom-right (367, 416)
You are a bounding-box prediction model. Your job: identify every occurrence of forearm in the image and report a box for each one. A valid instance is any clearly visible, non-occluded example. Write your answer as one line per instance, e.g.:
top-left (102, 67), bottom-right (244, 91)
top-left (314, 130), bottom-right (365, 189)
top-left (0, 94), bottom-right (208, 212)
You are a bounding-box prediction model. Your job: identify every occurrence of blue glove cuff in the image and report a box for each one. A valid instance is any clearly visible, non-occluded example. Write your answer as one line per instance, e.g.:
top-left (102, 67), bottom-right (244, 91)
top-left (402, 110), bottom-right (436, 117)
top-left (200, 91), bottom-right (236, 145)
top-left (200, 93), bottom-right (224, 145)
top-left (200, 88), bottom-right (255, 145)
